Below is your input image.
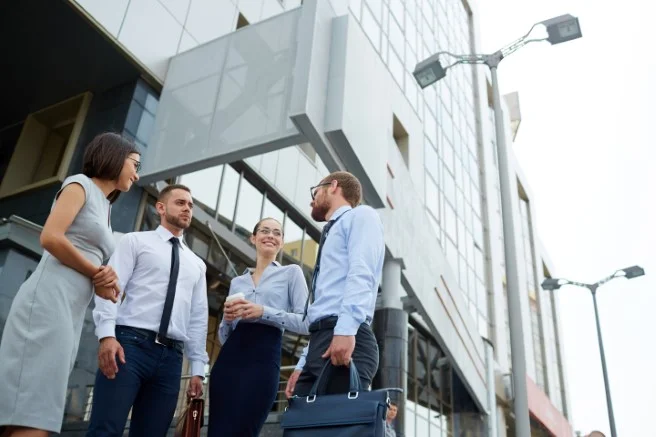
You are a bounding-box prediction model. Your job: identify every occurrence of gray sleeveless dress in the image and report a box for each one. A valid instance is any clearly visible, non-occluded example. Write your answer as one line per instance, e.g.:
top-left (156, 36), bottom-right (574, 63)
top-left (0, 174), bottom-right (115, 433)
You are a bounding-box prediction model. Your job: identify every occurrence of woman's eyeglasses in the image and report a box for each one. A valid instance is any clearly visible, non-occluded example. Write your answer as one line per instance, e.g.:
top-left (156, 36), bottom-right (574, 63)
top-left (257, 228), bottom-right (283, 237)
top-left (128, 157), bottom-right (142, 173)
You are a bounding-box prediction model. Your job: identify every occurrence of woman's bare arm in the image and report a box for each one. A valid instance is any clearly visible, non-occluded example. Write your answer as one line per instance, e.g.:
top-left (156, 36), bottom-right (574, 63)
top-left (40, 183), bottom-right (99, 278)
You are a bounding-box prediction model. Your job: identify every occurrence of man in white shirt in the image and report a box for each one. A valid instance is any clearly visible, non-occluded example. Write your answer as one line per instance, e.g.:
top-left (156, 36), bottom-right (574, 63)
top-left (87, 184), bottom-right (209, 437)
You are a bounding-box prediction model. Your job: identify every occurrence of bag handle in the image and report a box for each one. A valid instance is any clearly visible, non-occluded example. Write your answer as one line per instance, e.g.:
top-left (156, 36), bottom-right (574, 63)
top-left (308, 360), bottom-right (362, 397)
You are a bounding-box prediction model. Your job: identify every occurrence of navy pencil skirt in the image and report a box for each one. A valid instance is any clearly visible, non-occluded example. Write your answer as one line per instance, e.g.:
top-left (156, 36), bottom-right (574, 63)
top-left (208, 322), bottom-right (282, 436)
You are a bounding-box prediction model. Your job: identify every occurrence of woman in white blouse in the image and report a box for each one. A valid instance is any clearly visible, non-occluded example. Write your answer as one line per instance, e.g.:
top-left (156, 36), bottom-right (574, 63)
top-left (208, 217), bottom-right (309, 437)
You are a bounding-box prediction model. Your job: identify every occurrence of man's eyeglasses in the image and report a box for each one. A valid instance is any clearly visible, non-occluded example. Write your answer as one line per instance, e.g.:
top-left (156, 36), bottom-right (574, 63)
top-left (128, 157), bottom-right (142, 173)
top-left (310, 182), bottom-right (331, 200)
top-left (257, 228), bottom-right (283, 237)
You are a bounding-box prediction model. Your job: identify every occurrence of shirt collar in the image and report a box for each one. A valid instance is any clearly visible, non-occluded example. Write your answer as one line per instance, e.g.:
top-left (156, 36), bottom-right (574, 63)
top-left (242, 260), bottom-right (281, 275)
top-left (155, 225), bottom-right (186, 250)
top-left (328, 205), bottom-right (352, 222)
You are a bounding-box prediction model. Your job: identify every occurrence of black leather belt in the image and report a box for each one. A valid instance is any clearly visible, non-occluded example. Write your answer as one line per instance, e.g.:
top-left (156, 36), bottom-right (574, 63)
top-left (117, 325), bottom-right (184, 353)
top-left (308, 316), bottom-right (372, 333)
top-left (309, 316), bottom-right (338, 332)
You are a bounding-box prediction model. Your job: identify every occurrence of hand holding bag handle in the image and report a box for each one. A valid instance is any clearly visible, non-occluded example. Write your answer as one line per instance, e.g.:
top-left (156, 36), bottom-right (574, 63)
top-left (307, 360), bottom-right (362, 400)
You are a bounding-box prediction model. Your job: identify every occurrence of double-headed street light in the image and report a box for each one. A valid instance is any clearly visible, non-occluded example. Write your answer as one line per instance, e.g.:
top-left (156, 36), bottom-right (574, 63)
top-left (542, 266), bottom-right (645, 437)
top-left (413, 14), bottom-right (582, 437)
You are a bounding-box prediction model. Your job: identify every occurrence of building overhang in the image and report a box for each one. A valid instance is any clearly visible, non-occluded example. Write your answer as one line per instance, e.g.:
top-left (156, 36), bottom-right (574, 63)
top-left (0, 216), bottom-right (43, 258)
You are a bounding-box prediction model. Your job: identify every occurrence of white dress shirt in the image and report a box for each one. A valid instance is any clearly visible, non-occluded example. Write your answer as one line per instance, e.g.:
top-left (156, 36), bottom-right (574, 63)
top-left (218, 262), bottom-right (309, 344)
top-left (93, 226), bottom-right (209, 376)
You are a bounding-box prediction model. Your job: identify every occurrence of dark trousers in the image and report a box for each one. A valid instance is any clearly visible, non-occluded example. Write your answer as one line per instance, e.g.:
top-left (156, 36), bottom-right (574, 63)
top-left (86, 326), bottom-right (183, 437)
top-left (293, 321), bottom-right (379, 396)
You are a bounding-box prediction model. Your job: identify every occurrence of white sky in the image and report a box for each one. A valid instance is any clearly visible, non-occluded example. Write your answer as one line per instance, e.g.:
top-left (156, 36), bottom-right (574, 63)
top-left (477, 0), bottom-right (656, 434)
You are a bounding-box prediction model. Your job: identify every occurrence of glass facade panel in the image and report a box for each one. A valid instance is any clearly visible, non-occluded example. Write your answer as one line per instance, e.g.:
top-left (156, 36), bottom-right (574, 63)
top-left (425, 173), bottom-right (439, 220)
top-left (217, 165), bottom-right (240, 227)
top-left (234, 176), bottom-right (264, 241)
top-left (282, 218), bottom-right (303, 264)
top-left (178, 165), bottom-right (223, 215)
top-left (262, 196), bottom-right (285, 224)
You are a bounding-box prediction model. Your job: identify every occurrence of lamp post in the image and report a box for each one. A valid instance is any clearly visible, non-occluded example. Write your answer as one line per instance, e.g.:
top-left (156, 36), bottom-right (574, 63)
top-left (541, 265), bottom-right (645, 437)
top-left (413, 14), bottom-right (582, 437)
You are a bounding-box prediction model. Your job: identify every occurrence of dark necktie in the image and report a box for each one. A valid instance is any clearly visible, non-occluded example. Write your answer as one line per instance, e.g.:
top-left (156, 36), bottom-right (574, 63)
top-left (302, 219), bottom-right (337, 320)
top-left (158, 237), bottom-right (180, 339)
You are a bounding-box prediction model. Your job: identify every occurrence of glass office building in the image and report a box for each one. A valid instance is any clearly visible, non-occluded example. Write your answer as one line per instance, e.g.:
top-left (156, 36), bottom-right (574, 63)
top-left (0, 0), bottom-right (573, 435)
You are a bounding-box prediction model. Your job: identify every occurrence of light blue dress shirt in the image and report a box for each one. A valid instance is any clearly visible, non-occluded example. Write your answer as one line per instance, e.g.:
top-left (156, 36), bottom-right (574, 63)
top-left (296, 205), bottom-right (385, 371)
top-left (219, 262), bottom-right (310, 344)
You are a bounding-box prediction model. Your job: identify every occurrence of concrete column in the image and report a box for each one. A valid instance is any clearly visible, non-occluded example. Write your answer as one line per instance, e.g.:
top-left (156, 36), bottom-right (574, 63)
top-left (373, 257), bottom-right (407, 436)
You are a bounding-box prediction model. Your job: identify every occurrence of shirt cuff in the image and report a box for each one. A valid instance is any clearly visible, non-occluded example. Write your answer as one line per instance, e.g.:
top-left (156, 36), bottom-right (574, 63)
top-left (190, 360), bottom-right (206, 378)
top-left (262, 305), bottom-right (277, 322)
top-left (334, 313), bottom-right (361, 336)
top-left (295, 356), bottom-right (306, 372)
top-left (96, 321), bottom-right (116, 340)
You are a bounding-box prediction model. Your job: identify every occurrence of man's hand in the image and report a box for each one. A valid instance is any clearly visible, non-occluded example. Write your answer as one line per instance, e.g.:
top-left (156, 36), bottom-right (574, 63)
top-left (187, 376), bottom-right (204, 399)
top-left (322, 335), bottom-right (356, 367)
top-left (98, 337), bottom-right (125, 379)
top-left (93, 265), bottom-right (119, 289)
top-left (95, 285), bottom-right (120, 303)
top-left (285, 369), bottom-right (302, 398)
top-left (224, 298), bottom-right (263, 321)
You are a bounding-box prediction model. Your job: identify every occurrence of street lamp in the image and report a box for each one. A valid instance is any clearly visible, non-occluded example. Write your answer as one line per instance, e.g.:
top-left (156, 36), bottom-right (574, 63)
top-left (413, 14), bottom-right (582, 437)
top-left (541, 266), bottom-right (645, 437)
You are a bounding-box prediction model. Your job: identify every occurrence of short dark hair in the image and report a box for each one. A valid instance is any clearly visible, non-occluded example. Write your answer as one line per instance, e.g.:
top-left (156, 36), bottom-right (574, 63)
top-left (389, 402), bottom-right (397, 407)
top-left (157, 184), bottom-right (191, 203)
top-left (82, 132), bottom-right (140, 203)
top-left (252, 217), bottom-right (283, 236)
top-left (322, 171), bottom-right (362, 207)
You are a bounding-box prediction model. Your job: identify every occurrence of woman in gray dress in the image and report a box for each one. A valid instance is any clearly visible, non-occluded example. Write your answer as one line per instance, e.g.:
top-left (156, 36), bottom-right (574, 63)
top-left (0, 132), bottom-right (141, 437)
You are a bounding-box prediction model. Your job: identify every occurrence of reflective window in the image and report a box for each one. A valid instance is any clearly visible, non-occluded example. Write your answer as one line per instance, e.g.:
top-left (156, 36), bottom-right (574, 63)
top-left (446, 237), bottom-right (458, 276)
top-left (428, 211), bottom-right (440, 241)
top-left (262, 196), bottom-right (285, 224)
top-left (217, 165), bottom-right (240, 228)
top-left (442, 141), bottom-right (454, 174)
top-left (388, 46), bottom-right (405, 90)
top-left (282, 218), bottom-right (303, 264)
top-left (388, 13), bottom-right (404, 57)
top-left (424, 103), bottom-right (437, 140)
top-left (424, 138), bottom-right (438, 184)
top-left (443, 169), bottom-right (455, 207)
top-left (179, 165), bottom-right (223, 215)
top-left (390, 0), bottom-right (404, 25)
top-left (458, 255), bottom-right (467, 291)
top-left (234, 178), bottom-right (263, 241)
top-left (457, 218), bottom-right (466, 260)
top-left (444, 201), bottom-right (457, 243)
top-left (300, 233), bottom-right (319, 286)
top-left (361, 3), bottom-right (381, 50)
top-left (365, 0), bottom-right (383, 23)
top-left (425, 173), bottom-right (439, 219)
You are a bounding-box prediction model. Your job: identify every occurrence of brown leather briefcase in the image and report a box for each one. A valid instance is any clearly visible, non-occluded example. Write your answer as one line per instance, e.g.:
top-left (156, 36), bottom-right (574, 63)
top-left (174, 398), bottom-right (205, 437)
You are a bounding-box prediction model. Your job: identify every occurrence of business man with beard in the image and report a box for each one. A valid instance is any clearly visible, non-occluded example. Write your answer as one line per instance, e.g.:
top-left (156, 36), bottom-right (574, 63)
top-left (285, 171), bottom-right (385, 397)
top-left (87, 184), bottom-right (209, 437)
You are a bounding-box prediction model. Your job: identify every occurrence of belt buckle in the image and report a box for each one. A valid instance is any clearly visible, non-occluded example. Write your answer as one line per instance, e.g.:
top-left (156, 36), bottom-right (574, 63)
top-left (155, 334), bottom-right (167, 347)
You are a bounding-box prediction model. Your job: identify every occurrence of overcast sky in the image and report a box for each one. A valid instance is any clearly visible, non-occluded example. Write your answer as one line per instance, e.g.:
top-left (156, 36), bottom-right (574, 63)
top-left (476, 0), bottom-right (656, 434)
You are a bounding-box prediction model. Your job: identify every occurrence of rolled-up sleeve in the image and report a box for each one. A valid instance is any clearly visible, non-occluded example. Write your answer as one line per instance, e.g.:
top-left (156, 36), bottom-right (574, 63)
top-left (334, 207), bottom-right (384, 336)
top-left (185, 263), bottom-right (209, 377)
top-left (93, 233), bottom-right (135, 340)
top-left (261, 265), bottom-right (309, 335)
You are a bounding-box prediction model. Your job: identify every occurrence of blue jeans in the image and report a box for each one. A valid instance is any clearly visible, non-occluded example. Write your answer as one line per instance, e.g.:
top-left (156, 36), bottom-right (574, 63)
top-left (86, 326), bottom-right (183, 437)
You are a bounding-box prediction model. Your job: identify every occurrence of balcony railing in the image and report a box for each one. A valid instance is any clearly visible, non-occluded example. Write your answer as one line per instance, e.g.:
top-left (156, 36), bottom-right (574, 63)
top-left (64, 365), bottom-right (297, 426)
